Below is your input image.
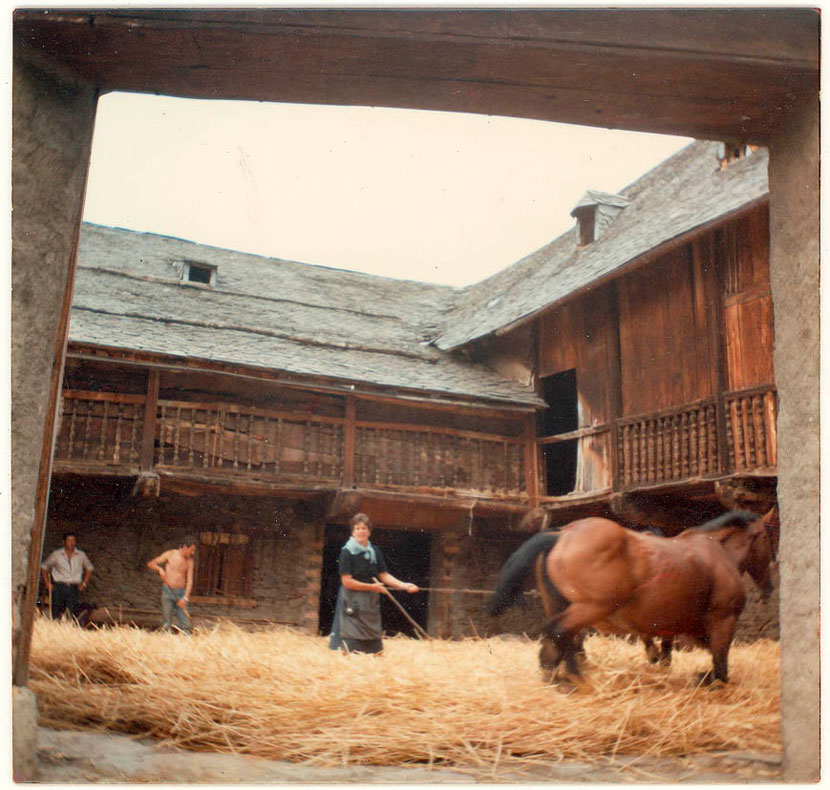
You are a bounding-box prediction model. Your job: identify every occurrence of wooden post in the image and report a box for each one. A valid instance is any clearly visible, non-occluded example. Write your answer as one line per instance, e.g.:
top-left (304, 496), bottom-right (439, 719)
top-left (342, 394), bottom-right (356, 488)
top-left (140, 369), bottom-right (160, 471)
top-left (698, 235), bottom-right (729, 474)
top-left (524, 414), bottom-right (540, 507)
top-left (605, 282), bottom-right (623, 490)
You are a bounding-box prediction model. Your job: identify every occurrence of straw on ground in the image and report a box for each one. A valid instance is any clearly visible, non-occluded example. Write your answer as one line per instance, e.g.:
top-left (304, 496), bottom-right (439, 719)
top-left (29, 618), bottom-right (780, 774)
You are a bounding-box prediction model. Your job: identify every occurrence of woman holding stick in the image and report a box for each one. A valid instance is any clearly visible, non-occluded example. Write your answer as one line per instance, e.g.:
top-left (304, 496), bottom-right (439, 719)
top-left (329, 513), bottom-right (419, 654)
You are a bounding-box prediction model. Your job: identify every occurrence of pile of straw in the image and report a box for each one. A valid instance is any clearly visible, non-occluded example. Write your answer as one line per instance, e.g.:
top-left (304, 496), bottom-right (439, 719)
top-left (29, 618), bottom-right (780, 774)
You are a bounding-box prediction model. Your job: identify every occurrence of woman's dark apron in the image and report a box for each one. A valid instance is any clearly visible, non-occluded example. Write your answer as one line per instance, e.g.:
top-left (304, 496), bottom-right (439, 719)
top-left (329, 586), bottom-right (383, 653)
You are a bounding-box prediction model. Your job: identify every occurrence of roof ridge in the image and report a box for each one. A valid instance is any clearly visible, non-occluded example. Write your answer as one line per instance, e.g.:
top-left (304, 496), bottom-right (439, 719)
top-left (81, 222), bottom-right (459, 291)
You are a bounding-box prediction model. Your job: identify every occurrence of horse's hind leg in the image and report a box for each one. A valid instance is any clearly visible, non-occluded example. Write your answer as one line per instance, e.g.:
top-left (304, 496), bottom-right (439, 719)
top-left (658, 636), bottom-right (673, 666)
top-left (701, 615), bottom-right (737, 685)
top-left (541, 603), bottom-right (614, 684)
top-left (644, 636), bottom-right (673, 665)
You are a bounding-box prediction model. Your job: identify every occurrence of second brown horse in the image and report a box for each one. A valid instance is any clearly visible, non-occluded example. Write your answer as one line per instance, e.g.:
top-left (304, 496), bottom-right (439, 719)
top-left (487, 510), bottom-right (775, 685)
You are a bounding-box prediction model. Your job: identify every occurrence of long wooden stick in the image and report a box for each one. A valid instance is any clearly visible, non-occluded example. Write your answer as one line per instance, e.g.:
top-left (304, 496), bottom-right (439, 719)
top-left (409, 586), bottom-right (539, 597)
top-left (373, 578), bottom-right (431, 640)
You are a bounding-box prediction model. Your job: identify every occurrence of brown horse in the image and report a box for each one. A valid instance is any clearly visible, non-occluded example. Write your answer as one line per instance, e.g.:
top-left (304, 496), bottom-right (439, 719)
top-left (487, 510), bottom-right (775, 685)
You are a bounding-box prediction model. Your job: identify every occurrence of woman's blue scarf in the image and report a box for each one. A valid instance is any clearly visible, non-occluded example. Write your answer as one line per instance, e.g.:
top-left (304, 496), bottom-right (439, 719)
top-left (344, 536), bottom-right (377, 564)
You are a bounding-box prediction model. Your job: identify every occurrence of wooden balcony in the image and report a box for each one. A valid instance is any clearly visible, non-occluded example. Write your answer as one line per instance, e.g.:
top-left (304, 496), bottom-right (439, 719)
top-left (614, 385), bottom-right (777, 489)
top-left (53, 385), bottom-right (776, 500)
top-left (53, 391), bottom-right (528, 501)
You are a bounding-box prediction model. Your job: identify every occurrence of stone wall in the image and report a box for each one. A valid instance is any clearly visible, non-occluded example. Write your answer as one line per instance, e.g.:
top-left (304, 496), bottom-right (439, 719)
top-left (734, 566), bottom-right (780, 642)
top-left (428, 527), bottom-right (545, 640)
top-left (43, 481), bottom-right (325, 630)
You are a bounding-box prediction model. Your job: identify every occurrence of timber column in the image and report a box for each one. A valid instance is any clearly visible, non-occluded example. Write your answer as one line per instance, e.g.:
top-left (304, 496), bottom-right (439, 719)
top-left (428, 530), bottom-right (462, 638)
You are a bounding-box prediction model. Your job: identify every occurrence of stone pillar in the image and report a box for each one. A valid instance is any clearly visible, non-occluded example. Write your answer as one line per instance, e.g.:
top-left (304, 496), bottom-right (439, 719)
top-left (767, 88), bottom-right (820, 782)
top-left (12, 46), bottom-right (98, 777)
top-left (12, 51), bottom-right (97, 680)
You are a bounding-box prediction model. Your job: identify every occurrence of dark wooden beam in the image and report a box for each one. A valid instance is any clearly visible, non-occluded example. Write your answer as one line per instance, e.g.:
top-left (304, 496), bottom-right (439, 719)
top-left (139, 369), bottom-right (160, 472)
top-left (342, 395), bottom-right (356, 489)
top-left (606, 283), bottom-right (623, 491)
top-left (13, 9), bottom-right (819, 143)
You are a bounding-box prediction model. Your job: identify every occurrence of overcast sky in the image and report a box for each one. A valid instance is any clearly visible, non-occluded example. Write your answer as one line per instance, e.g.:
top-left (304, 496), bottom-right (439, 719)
top-left (84, 92), bottom-right (692, 287)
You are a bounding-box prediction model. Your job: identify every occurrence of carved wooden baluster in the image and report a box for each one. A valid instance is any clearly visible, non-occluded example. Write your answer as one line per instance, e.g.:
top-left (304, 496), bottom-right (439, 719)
top-left (66, 396), bottom-right (78, 459)
top-left (729, 398), bottom-right (742, 471)
top-left (112, 402), bottom-right (123, 464)
top-left (230, 410), bottom-right (239, 471)
top-left (187, 407), bottom-right (195, 467)
top-left (173, 406), bottom-right (182, 466)
top-left (81, 399), bottom-right (93, 461)
top-left (637, 421), bottom-right (646, 484)
top-left (710, 404), bottom-right (720, 474)
top-left (274, 417), bottom-right (282, 475)
top-left (200, 409), bottom-right (208, 468)
top-left (751, 394), bottom-right (766, 467)
top-left (272, 417), bottom-right (281, 475)
top-left (129, 403), bottom-right (141, 464)
top-left (742, 396), bottom-right (754, 470)
top-left (97, 400), bottom-right (108, 461)
top-left (765, 391), bottom-right (778, 467)
top-left (157, 403), bottom-right (166, 465)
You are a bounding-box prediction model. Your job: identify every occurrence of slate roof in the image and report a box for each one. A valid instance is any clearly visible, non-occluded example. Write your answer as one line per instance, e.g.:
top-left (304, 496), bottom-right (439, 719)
top-left (71, 224), bottom-right (543, 407)
top-left (71, 140), bottom-right (768, 408)
top-left (434, 140), bottom-right (769, 350)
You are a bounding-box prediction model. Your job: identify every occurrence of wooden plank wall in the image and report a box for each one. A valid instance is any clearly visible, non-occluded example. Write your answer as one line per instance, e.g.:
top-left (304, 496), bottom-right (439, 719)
top-left (537, 285), bottom-right (614, 491)
top-left (538, 285), bottom-right (613, 426)
top-left (720, 207), bottom-right (775, 391)
top-left (618, 244), bottom-right (715, 417)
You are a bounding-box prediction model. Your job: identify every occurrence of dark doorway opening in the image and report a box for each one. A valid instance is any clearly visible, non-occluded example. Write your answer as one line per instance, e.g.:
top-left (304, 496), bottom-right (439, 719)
top-left (539, 369), bottom-right (579, 495)
top-left (319, 525), bottom-right (432, 638)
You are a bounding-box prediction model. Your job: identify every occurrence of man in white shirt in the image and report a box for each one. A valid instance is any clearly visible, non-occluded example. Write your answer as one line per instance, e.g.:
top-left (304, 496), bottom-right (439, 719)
top-left (41, 532), bottom-right (94, 621)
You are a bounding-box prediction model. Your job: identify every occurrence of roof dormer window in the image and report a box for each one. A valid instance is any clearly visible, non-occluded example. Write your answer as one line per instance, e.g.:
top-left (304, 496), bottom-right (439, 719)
top-left (181, 261), bottom-right (217, 287)
top-left (570, 190), bottom-right (630, 248)
top-left (717, 141), bottom-right (759, 170)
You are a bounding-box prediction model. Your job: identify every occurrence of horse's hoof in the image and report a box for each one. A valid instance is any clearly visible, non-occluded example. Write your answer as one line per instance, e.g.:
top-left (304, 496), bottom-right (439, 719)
top-left (697, 671), bottom-right (726, 688)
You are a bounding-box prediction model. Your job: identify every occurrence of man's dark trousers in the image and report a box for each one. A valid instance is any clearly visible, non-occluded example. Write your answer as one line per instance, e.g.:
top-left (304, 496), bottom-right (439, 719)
top-left (51, 582), bottom-right (79, 619)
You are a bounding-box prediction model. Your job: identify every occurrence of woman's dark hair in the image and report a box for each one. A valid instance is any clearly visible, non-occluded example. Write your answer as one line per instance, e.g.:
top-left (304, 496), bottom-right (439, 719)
top-left (349, 513), bottom-right (372, 533)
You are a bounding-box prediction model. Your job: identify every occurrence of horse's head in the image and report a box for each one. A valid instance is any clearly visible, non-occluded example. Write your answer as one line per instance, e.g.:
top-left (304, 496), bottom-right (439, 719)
top-left (710, 510), bottom-right (775, 601)
top-left (740, 509), bottom-right (776, 601)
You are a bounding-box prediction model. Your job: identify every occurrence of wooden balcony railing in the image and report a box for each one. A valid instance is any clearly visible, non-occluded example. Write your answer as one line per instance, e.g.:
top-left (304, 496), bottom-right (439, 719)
top-left (616, 398), bottom-right (720, 486)
top-left (725, 386), bottom-right (778, 472)
top-left (55, 384), bottom-right (776, 498)
top-left (355, 424), bottom-right (526, 496)
top-left (615, 385), bottom-right (777, 488)
top-left (156, 400), bottom-right (345, 483)
top-left (54, 390), bottom-right (145, 469)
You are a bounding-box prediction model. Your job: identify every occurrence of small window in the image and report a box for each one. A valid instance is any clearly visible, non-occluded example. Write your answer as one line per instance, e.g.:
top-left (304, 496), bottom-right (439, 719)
top-left (194, 532), bottom-right (252, 599)
top-left (573, 207), bottom-right (595, 247)
top-left (181, 261), bottom-right (216, 287)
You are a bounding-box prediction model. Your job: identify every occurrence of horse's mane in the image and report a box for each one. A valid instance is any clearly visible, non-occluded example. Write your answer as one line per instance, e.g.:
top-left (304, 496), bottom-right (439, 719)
top-left (691, 510), bottom-right (758, 533)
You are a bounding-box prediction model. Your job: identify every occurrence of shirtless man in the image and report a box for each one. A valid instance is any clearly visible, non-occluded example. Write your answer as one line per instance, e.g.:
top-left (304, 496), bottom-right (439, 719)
top-left (147, 536), bottom-right (197, 633)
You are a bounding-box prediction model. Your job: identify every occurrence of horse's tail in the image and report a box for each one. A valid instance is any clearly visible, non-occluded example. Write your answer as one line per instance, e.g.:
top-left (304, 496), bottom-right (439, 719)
top-left (487, 531), bottom-right (559, 617)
